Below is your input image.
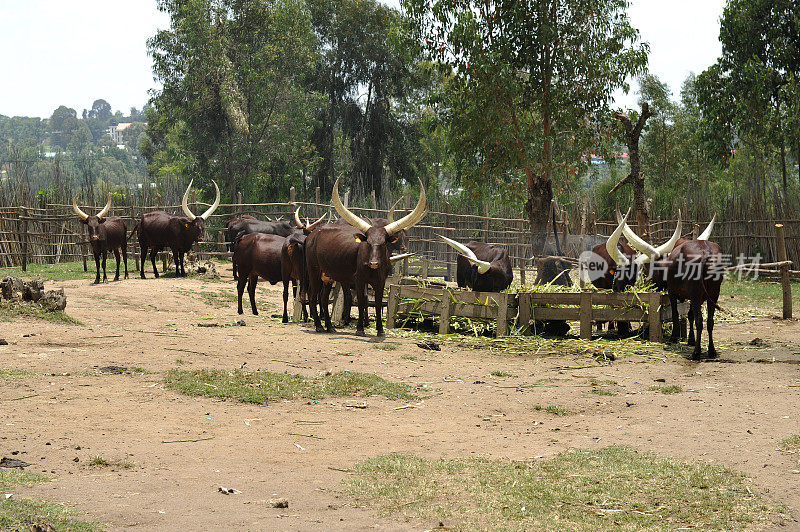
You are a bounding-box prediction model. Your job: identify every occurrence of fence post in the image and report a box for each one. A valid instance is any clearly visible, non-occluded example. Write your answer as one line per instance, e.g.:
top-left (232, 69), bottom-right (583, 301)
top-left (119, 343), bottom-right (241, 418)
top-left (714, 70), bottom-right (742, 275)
top-left (648, 293), bottom-right (663, 342)
top-left (439, 289), bottom-right (452, 334)
top-left (19, 208), bottom-right (28, 272)
top-left (371, 190), bottom-right (377, 212)
top-left (776, 224), bottom-right (792, 319)
top-left (81, 223), bottom-right (88, 272)
top-left (315, 187), bottom-right (321, 218)
top-left (237, 192), bottom-right (243, 218)
top-left (483, 204), bottom-right (489, 242)
top-left (519, 219), bottom-right (526, 285)
top-left (289, 186), bottom-right (296, 204)
top-left (495, 292), bottom-right (510, 336)
top-left (445, 201), bottom-right (453, 282)
top-left (580, 291), bottom-right (592, 340)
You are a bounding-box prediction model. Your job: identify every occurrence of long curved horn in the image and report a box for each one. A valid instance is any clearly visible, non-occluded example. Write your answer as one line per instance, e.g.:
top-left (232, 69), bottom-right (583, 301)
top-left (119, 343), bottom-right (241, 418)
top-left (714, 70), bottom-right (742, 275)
top-left (616, 208), bottom-right (657, 257)
top-left (436, 234), bottom-right (491, 274)
top-left (199, 180), bottom-right (221, 220)
top-left (96, 193), bottom-right (112, 219)
top-left (306, 212), bottom-right (326, 231)
top-left (182, 180), bottom-right (196, 221)
top-left (384, 178), bottom-right (427, 235)
top-left (606, 208), bottom-right (630, 267)
top-left (698, 213), bottom-right (716, 240)
top-left (332, 177), bottom-right (372, 233)
top-left (294, 207), bottom-right (304, 229)
top-left (389, 252), bottom-right (414, 263)
top-left (73, 194), bottom-right (89, 221)
top-left (387, 196), bottom-right (404, 223)
top-left (653, 210), bottom-right (681, 257)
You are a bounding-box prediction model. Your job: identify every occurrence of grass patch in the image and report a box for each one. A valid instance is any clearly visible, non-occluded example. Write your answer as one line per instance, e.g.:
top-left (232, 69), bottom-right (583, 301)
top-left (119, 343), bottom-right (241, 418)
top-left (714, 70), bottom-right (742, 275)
top-left (88, 456), bottom-right (134, 470)
top-left (0, 262), bottom-right (93, 282)
top-left (400, 355), bottom-right (417, 361)
top-left (490, 370), bottom-right (516, 378)
top-left (374, 343), bottom-right (399, 351)
top-left (164, 369), bottom-right (417, 403)
top-left (780, 434), bottom-right (800, 453)
top-left (346, 447), bottom-right (785, 531)
top-left (648, 384), bottom-right (683, 394)
top-left (532, 404), bottom-right (570, 416)
top-left (0, 368), bottom-right (35, 380)
top-left (0, 300), bottom-right (82, 325)
top-left (591, 387), bottom-right (617, 396)
top-left (0, 469), bottom-right (98, 531)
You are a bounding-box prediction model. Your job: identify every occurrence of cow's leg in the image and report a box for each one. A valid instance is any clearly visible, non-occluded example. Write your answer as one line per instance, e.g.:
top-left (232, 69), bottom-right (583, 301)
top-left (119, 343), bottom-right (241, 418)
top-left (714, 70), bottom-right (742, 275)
top-left (355, 280), bottom-right (367, 336)
top-left (93, 252), bottom-right (101, 284)
top-left (236, 274), bottom-right (248, 315)
top-left (113, 248), bottom-right (121, 281)
top-left (687, 307), bottom-right (695, 345)
top-left (308, 275), bottom-right (325, 333)
top-left (691, 300), bottom-right (703, 360)
top-left (151, 248), bottom-right (160, 278)
top-left (282, 277), bottom-right (290, 323)
top-left (321, 282), bottom-right (335, 333)
top-left (102, 250), bottom-right (108, 283)
top-left (706, 300), bottom-right (717, 359)
top-left (180, 251), bottom-right (186, 277)
top-left (122, 244), bottom-right (128, 279)
top-left (172, 250), bottom-right (180, 276)
top-left (140, 244), bottom-right (148, 279)
top-left (342, 285), bottom-right (353, 326)
top-left (668, 293), bottom-right (680, 343)
top-left (248, 275), bottom-right (259, 315)
top-left (374, 280), bottom-right (386, 337)
top-left (617, 320), bottom-right (631, 336)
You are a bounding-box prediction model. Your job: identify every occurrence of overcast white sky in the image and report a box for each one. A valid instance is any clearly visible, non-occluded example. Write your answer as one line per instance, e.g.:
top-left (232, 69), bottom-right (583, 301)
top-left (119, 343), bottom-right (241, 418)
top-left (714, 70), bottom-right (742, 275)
top-left (0, 0), bottom-right (725, 118)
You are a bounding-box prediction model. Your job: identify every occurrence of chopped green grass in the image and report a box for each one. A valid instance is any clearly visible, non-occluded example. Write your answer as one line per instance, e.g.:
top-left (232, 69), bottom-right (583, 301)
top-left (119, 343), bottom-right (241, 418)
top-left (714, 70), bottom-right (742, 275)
top-left (346, 447), bottom-right (786, 531)
top-left (532, 404), bottom-right (570, 416)
top-left (400, 355), bottom-right (417, 361)
top-left (374, 343), bottom-right (398, 351)
top-left (591, 387), bottom-right (617, 396)
top-left (164, 369), bottom-right (417, 403)
top-left (490, 370), bottom-right (516, 378)
top-left (0, 300), bottom-right (82, 325)
top-left (0, 469), bottom-right (98, 531)
top-left (648, 384), bottom-right (683, 394)
top-left (0, 368), bottom-right (35, 380)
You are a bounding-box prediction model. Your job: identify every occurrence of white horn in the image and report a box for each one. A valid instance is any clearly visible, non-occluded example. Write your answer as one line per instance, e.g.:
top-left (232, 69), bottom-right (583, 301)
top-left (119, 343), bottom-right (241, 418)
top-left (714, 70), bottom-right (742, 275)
top-left (72, 194), bottom-right (89, 221)
top-left (294, 207), bottom-right (304, 229)
top-left (332, 177), bottom-right (372, 234)
top-left (96, 193), bottom-right (111, 219)
top-left (616, 208), bottom-right (657, 257)
top-left (182, 179), bottom-right (196, 221)
top-left (653, 209), bottom-right (681, 258)
top-left (698, 213), bottom-right (716, 240)
top-left (306, 212), bottom-right (327, 231)
top-left (385, 179), bottom-right (427, 235)
top-left (387, 196), bottom-right (404, 223)
top-left (389, 253), bottom-right (414, 263)
top-left (199, 180), bottom-right (221, 220)
top-left (606, 209), bottom-right (631, 267)
top-left (436, 234), bottom-right (491, 274)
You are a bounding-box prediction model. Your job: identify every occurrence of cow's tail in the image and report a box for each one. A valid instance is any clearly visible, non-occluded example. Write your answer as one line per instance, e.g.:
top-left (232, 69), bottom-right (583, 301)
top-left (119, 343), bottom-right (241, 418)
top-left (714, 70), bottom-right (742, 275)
top-left (700, 251), bottom-right (727, 314)
top-left (127, 222), bottom-right (140, 242)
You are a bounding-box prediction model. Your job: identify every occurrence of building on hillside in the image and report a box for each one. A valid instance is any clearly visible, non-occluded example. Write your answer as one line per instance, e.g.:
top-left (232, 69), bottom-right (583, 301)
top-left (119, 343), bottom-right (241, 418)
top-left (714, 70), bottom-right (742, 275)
top-left (107, 123), bottom-right (133, 144)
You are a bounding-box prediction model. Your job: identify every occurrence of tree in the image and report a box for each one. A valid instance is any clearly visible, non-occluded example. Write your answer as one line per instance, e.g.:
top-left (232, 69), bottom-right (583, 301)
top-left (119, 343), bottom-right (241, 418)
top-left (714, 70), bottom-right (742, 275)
top-left (610, 103), bottom-right (653, 238)
top-left (89, 99), bottom-right (113, 123)
top-left (404, 0), bottom-right (648, 253)
top-left (49, 105), bottom-right (79, 148)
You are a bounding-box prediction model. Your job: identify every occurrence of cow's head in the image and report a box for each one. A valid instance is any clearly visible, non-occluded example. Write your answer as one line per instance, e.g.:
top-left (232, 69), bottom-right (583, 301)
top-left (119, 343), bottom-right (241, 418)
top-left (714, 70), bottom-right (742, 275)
top-left (332, 177), bottom-right (425, 272)
top-left (384, 197), bottom-right (410, 255)
top-left (181, 179), bottom-right (221, 242)
top-left (617, 208), bottom-right (682, 269)
top-left (73, 193), bottom-right (111, 247)
top-left (293, 207), bottom-right (328, 236)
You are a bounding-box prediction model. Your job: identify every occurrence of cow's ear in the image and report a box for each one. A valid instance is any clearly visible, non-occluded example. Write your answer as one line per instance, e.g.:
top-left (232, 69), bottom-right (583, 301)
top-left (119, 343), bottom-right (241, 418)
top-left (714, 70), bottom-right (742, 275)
top-left (354, 234), bottom-right (366, 243)
top-left (98, 217), bottom-right (106, 224)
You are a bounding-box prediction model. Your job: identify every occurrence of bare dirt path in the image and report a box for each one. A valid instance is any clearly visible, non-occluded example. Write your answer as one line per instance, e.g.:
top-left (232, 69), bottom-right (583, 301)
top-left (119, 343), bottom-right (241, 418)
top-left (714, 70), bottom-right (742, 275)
top-left (1, 266), bottom-right (799, 530)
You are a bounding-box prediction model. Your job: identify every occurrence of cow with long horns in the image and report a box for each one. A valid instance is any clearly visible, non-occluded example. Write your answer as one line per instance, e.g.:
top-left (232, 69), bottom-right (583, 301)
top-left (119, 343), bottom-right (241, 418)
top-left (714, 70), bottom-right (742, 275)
top-left (305, 178), bottom-right (423, 336)
top-left (73, 194), bottom-right (128, 284)
top-left (227, 216), bottom-right (298, 280)
top-left (437, 235), bottom-right (513, 292)
top-left (137, 180), bottom-right (220, 278)
top-left (279, 208), bottom-right (327, 323)
top-left (623, 216), bottom-right (721, 359)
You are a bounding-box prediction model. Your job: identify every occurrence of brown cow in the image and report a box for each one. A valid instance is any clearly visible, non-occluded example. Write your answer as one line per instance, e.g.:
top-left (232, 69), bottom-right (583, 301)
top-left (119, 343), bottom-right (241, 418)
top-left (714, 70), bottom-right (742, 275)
top-left (305, 178), bottom-right (424, 336)
top-left (279, 208), bottom-right (327, 323)
top-left (73, 194), bottom-right (128, 284)
top-left (137, 180), bottom-right (220, 278)
top-left (234, 233), bottom-right (285, 315)
top-left (437, 235), bottom-right (513, 292)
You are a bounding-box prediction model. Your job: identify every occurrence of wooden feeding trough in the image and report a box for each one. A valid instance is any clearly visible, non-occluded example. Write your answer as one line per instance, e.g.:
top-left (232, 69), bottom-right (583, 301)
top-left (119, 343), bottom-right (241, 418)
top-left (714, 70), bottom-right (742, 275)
top-left (386, 284), bottom-right (689, 341)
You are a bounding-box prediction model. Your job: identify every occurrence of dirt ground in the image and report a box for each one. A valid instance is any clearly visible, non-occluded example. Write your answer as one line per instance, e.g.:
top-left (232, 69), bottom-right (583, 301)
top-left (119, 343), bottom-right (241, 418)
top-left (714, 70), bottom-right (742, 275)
top-left (1, 264), bottom-right (800, 531)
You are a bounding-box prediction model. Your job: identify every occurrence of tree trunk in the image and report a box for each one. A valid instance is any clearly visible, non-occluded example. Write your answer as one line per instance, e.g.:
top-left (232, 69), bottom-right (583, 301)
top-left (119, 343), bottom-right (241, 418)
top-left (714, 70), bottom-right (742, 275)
top-left (610, 103), bottom-right (653, 240)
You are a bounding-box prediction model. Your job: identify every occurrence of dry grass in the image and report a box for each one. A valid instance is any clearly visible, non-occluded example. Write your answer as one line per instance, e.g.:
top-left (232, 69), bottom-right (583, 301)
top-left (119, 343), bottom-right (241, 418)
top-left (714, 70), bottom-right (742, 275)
top-left (346, 447), bottom-right (786, 531)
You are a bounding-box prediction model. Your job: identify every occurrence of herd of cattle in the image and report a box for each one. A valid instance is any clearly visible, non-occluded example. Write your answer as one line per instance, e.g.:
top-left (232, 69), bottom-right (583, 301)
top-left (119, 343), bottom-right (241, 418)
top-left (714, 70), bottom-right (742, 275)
top-left (71, 181), bottom-right (723, 358)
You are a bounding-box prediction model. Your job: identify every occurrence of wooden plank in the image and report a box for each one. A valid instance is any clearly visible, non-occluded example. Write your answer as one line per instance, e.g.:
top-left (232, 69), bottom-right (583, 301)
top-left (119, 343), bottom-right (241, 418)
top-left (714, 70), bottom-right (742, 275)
top-left (439, 290), bottom-right (452, 334)
top-left (292, 293), bottom-right (303, 322)
top-left (527, 308), bottom-right (581, 321)
top-left (518, 293), bottom-right (531, 335)
top-left (331, 283), bottom-right (344, 323)
top-left (648, 292), bottom-right (662, 342)
top-left (529, 292), bottom-right (583, 305)
top-left (776, 224), bottom-right (792, 319)
top-left (580, 292), bottom-right (592, 339)
top-left (495, 293), bottom-right (509, 336)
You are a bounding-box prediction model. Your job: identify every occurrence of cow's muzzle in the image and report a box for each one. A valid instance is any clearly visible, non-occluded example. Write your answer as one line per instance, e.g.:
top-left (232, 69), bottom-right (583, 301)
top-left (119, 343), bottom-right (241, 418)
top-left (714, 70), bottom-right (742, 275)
top-left (369, 261), bottom-right (380, 270)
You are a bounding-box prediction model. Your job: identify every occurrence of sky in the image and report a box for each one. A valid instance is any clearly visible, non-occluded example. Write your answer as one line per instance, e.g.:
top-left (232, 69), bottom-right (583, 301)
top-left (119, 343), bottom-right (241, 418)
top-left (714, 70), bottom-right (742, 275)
top-left (0, 0), bottom-right (726, 119)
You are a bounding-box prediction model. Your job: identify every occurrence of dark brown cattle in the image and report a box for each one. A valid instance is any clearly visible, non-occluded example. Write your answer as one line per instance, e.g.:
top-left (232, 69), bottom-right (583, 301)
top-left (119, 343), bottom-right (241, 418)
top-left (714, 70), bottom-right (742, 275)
top-left (279, 209), bottom-right (327, 323)
top-left (651, 240), bottom-right (724, 359)
top-left (73, 194), bottom-right (128, 284)
top-left (305, 179), bottom-right (424, 337)
top-left (437, 236), bottom-right (513, 292)
top-left (227, 215), bottom-right (298, 280)
top-left (234, 233), bottom-right (285, 315)
top-left (137, 180), bottom-right (220, 278)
